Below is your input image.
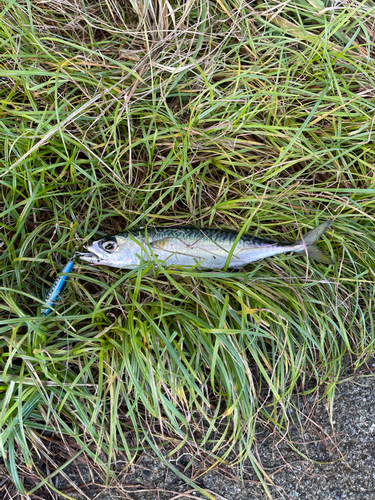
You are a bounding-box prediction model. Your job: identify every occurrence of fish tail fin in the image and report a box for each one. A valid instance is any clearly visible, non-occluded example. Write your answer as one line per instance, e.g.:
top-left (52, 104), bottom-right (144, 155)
top-left (294, 220), bottom-right (334, 265)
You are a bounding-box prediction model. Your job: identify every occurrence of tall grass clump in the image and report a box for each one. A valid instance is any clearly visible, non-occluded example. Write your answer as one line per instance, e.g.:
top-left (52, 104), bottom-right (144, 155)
top-left (0, 0), bottom-right (375, 497)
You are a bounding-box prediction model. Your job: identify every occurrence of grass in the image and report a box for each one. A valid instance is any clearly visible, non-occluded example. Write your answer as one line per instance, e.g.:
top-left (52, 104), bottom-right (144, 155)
top-left (0, 0), bottom-right (375, 497)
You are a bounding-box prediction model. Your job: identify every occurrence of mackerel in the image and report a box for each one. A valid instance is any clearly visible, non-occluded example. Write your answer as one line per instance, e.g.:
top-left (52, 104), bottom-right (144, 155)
top-left (79, 220), bottom-right (333, 270)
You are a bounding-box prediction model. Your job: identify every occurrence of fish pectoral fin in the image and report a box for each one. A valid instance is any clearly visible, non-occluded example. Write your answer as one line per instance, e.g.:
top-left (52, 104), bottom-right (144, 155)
top-left (150, 238), bottom-right (175, 251)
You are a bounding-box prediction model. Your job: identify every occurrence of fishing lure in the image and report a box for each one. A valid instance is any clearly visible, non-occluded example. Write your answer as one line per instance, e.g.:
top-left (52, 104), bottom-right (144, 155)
top-left (41, 255), bottom-right (77, 317)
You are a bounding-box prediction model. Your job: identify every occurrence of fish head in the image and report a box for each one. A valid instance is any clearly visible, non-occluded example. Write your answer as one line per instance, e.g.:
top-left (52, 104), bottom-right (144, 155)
top-left (78, 234), bottom-right (141, 268)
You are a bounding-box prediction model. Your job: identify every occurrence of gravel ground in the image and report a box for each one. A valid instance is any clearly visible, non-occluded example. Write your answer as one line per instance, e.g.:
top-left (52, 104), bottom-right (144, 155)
top-left (54, 365), bottom-right (375, 500)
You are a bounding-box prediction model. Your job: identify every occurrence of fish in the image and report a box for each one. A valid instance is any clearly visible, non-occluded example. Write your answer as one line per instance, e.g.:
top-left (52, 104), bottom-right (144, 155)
top-left (41, 256), bottom-right (77, 316)
top-left (78, 220), bottom-right (334, 270)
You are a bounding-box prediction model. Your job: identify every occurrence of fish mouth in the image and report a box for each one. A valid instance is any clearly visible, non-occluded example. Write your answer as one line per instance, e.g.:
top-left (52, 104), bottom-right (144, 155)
top-left (76, 250), bottom-right (102, 264)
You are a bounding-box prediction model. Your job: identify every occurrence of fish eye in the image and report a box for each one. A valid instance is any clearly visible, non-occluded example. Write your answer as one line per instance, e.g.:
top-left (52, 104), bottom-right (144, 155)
top-left (102, 240), bottom-right (117, 253)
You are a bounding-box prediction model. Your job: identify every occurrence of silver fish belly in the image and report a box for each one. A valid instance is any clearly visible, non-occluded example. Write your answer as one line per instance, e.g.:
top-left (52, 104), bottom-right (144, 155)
top-left (79, 221), bottom-right (333, 269)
